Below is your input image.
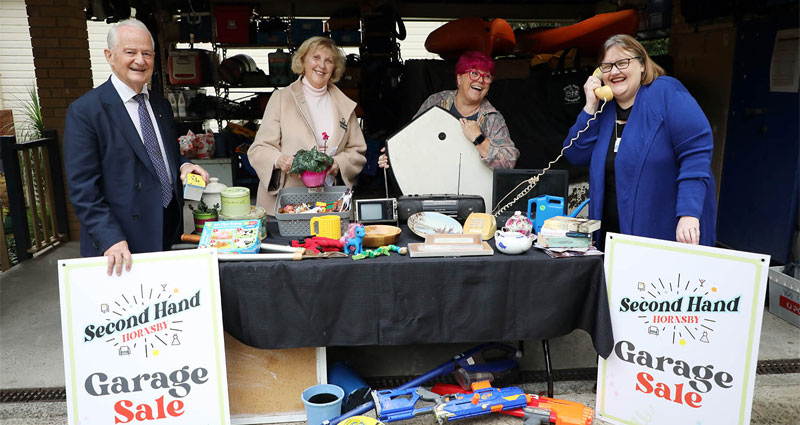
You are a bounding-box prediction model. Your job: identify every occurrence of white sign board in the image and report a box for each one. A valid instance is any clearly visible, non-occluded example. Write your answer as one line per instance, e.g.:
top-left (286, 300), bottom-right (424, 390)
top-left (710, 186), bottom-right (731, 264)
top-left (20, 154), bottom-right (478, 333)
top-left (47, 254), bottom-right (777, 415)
top-left (386, 106), bottom-right (494, 212)
top-left (597, 233), bottom-right (769, 425)
top-left (58, 249), bottom-right (230, 425)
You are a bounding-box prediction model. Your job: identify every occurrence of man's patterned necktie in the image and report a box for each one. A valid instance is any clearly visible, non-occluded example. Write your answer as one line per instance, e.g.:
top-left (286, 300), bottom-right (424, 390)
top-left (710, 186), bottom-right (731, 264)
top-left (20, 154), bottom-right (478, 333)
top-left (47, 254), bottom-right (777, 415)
top-left (134, 93), bottom-right (172, 207)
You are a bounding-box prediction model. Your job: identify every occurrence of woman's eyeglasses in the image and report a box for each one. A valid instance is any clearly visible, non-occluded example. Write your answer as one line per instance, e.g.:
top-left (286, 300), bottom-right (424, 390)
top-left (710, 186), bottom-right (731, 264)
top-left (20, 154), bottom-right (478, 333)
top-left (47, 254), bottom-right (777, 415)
top-left (468, 70), bottom-right (494, 83)
top-left (598, 57), bottom-right (642, 73)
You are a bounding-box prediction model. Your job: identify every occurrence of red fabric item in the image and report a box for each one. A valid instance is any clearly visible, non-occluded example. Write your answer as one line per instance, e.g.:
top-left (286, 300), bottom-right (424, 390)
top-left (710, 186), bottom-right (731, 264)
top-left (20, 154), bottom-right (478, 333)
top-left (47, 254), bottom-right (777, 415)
top-left (292, 236), bottom-right (344, 254)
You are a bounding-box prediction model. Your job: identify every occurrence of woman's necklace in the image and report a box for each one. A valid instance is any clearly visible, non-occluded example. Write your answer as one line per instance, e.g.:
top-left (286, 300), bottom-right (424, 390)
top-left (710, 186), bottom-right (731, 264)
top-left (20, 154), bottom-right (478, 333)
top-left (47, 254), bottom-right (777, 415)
top-left (614, 113), bottom-right (624, 153)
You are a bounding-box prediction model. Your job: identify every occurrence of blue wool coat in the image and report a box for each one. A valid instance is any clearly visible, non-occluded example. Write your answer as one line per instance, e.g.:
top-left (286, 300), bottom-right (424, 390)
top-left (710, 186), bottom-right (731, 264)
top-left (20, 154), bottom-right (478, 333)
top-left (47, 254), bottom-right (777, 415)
top-left (563, 76), bottom-right (717, 246)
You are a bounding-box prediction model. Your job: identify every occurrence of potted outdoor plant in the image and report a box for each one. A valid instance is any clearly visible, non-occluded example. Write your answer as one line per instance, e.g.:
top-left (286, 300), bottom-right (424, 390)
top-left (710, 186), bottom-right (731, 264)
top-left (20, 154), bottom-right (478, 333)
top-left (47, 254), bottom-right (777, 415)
top-left (290, 134), bottom-right (334, 187)
top-left (188, 201), bottom-right (219, 234)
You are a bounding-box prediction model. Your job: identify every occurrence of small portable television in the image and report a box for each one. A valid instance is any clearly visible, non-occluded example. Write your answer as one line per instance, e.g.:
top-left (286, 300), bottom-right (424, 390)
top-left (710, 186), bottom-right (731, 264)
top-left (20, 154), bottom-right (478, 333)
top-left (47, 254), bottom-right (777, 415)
top-left (354, 198), bottom-right (398, 224)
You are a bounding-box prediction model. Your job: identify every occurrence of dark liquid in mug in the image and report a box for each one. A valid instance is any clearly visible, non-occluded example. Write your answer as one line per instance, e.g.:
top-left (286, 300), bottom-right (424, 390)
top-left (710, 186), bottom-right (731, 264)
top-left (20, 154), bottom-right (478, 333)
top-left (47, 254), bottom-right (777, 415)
top-left (309, 393), bottom-right (338, 404)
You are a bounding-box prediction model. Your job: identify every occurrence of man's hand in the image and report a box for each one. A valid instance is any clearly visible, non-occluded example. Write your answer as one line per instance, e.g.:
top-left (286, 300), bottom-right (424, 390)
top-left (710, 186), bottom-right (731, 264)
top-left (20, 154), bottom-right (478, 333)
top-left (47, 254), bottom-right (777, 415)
top-left (105, 240), bottom-right (132, 276)
top-left (180, 163), bottom-right (209, 185)
top-left (676, 216), bottom-right (700, 245)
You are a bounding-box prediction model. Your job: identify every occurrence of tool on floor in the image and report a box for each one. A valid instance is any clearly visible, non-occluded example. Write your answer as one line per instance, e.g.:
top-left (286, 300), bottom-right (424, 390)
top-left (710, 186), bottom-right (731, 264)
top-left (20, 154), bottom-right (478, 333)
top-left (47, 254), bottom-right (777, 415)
top-left (431, 383), bottom-right (594, 425)
top-left (322, 342), bottom-right (521, 425)
top-left (374, 381), bottom-right (529, 423)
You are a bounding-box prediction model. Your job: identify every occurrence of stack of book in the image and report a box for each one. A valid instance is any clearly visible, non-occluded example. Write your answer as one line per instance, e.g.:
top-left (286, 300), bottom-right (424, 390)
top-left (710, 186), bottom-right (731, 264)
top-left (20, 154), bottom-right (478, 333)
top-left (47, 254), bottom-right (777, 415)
top-left (537, 216), bottom-right (601, 248)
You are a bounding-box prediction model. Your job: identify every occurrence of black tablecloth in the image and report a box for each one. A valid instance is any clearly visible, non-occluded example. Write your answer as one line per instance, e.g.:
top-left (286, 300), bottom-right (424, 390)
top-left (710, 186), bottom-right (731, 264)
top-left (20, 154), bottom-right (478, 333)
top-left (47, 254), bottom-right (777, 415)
top-left (219, 222), bottom-right (614, 358)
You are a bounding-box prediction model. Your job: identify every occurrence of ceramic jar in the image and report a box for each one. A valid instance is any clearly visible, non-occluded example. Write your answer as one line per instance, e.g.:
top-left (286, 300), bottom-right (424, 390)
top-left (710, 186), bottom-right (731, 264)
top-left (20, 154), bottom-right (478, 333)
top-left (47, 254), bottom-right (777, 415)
top-left (504, 211), bottom-right (534, 237)
top-left (201, 177), bottom-right (227, 210)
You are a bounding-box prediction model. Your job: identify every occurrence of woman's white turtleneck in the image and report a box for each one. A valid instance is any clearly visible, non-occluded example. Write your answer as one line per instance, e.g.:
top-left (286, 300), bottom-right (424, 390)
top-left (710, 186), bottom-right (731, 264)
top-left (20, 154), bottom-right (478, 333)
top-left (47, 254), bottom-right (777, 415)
top-left (301, 76), bottom-right (335, 156)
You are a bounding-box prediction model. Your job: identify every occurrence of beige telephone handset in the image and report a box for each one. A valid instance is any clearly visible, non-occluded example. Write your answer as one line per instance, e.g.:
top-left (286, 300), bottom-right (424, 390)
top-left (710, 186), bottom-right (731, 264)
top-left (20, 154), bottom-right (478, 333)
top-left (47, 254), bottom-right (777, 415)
top-left (592, 67), bottom-right (614, 101)
top-left (464, 213), bottom-right (497, 240)
top-left (487, 67), bottom-right (614, 222)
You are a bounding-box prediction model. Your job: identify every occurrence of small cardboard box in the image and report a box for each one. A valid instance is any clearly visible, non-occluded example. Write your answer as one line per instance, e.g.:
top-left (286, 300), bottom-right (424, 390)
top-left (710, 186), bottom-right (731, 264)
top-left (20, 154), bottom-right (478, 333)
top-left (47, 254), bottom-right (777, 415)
top-left (183, 173), bottom-right (206, 201)
top-left (768, 266), bottom-right (800, 328)
top-left (199, 220), bottom-right (261, 254)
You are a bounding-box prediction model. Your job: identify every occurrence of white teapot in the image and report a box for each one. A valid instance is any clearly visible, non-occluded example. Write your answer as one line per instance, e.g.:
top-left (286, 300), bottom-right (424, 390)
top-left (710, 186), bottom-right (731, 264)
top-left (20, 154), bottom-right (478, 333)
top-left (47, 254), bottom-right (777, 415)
top-left (494, 228), bottom-right (534, 255)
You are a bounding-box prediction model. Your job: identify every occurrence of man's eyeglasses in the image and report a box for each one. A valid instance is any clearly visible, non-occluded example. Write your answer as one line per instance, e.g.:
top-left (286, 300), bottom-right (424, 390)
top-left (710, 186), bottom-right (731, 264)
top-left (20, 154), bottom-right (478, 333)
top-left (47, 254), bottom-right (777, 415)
top-left (467, 70), bottom-right (494, 83)
top-left (598, 57), bottom-right (642, 73)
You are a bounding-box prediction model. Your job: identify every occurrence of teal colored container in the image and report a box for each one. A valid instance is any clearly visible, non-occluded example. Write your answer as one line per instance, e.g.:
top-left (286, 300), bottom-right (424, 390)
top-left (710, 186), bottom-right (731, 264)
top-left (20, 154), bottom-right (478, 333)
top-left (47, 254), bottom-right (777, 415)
top-left (220, 186), bottom-right (250, 217)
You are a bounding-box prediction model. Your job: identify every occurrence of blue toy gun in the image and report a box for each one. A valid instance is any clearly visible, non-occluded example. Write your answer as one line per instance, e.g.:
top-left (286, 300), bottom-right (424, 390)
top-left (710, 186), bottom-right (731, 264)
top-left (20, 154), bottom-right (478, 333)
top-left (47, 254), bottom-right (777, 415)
top-left (374, 381), bottom-right (529, 424)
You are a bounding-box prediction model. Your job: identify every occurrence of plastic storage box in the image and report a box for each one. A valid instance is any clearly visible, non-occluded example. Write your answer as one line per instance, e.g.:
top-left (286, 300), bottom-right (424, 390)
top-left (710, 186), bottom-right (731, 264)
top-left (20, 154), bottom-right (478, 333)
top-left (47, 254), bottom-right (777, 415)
top-left (214, 5), bottom-right (252, 44)
top-left (768, 266), bottom-right (800, 328)
top-left (275, 186), bottom-right (351, 236)
top-left (291, 19), bottom-right (324, 45)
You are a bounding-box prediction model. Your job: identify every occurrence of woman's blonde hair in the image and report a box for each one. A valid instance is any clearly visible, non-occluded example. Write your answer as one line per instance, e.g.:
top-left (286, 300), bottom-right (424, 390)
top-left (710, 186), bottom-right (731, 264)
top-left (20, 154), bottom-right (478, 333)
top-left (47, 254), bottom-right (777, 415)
top-left (600, 34), bottom-right (665, 85)
top-left (291, 36), bottom-right (346, 84)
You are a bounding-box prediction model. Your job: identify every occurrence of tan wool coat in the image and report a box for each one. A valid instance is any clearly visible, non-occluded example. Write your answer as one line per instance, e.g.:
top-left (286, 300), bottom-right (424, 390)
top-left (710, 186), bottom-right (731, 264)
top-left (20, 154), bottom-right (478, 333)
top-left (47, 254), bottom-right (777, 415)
top-left (248, 77), bottom-right (367, 215)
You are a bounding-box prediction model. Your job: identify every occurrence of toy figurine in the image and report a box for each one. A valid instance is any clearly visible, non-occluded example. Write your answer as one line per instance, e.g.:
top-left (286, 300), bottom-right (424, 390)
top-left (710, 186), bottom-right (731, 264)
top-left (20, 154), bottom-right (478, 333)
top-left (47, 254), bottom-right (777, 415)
top-left (352, 245), bottom-right (408, 260)
top-left (342, 224), bottom-right (366, 255)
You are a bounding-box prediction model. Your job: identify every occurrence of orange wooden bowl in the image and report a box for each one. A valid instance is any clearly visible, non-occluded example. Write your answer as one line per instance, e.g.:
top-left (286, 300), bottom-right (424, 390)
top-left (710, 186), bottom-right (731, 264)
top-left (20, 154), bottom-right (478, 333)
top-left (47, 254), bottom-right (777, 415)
top-left (362, 225), bottom-right (402, 248)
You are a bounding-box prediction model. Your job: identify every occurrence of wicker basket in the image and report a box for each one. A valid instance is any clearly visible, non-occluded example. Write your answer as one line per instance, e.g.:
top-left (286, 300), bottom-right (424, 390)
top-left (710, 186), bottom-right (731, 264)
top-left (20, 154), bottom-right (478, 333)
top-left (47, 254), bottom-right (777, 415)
top-left (275, 186), bottom-right (351, 236)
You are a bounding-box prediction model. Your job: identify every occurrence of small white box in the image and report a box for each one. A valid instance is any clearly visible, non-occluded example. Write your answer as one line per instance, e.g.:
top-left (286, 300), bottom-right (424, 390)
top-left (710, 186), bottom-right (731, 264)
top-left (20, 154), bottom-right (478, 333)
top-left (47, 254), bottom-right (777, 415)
top-left (768, 266), bottom-right (800, 328)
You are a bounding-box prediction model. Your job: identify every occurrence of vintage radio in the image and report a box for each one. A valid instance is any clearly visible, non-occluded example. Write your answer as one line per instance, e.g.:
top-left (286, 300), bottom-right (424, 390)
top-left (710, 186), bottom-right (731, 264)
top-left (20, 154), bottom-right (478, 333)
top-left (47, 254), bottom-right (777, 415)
top-left (397, 194), bottom-right (484, 223)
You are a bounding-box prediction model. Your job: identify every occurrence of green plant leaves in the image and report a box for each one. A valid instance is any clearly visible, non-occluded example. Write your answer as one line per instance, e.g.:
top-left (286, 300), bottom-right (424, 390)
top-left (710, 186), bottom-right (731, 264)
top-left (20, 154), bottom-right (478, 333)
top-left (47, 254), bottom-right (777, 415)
top-left (290, 147), bottom-right (333, 174)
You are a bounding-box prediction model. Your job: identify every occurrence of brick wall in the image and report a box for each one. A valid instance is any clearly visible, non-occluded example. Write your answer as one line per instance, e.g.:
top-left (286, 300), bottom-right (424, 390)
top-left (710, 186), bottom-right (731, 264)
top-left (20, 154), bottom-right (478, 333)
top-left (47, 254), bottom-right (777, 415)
top-left (25, 0), bottom-right (91, 241)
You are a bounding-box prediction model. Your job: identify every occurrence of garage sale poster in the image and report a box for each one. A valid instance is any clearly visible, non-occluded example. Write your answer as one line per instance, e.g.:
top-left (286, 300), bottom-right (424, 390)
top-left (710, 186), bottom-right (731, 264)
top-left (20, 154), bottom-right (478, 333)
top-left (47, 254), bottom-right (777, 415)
top-left (597, 233), bottom-right (769, 425)
top-left (58, 249), bottom-right (230, 425)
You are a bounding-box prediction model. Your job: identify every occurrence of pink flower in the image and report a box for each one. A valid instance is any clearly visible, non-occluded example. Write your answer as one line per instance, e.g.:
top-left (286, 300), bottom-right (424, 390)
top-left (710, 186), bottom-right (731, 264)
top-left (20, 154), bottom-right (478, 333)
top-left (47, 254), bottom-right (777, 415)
top-left (321, 132), bottom-right (329, 154)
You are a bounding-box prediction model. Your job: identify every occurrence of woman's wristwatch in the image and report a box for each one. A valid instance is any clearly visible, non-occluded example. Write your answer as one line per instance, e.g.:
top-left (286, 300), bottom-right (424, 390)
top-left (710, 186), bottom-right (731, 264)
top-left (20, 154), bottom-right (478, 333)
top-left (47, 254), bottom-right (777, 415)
top-left (473, 134), bottom-right (486, 146)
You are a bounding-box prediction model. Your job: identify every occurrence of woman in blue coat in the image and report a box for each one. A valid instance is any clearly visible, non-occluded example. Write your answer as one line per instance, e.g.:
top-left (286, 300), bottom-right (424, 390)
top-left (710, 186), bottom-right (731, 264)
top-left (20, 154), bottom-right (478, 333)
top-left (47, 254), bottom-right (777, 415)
top-left (564, 34), bottom-right (716, 246)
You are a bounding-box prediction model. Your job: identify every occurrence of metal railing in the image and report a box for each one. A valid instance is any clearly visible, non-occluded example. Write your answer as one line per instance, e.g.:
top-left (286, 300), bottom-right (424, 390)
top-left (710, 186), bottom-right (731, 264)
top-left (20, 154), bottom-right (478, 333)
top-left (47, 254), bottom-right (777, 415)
top-left (0, 129), bottom-right (68, 269)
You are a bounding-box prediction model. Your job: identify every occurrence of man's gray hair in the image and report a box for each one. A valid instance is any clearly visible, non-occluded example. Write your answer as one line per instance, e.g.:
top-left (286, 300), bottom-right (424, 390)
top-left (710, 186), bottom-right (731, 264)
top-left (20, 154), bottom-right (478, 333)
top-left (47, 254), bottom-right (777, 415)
top-left (107, 19), bottom-right (155, 50)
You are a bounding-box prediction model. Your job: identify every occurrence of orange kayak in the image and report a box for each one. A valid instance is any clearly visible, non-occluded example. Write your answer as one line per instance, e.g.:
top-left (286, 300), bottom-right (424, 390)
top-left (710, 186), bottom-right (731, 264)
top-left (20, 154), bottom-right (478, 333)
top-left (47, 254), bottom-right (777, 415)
top-left (425, 18), bottom-right (516, 59)
top-left (516, 9), bottom-right (639, 56)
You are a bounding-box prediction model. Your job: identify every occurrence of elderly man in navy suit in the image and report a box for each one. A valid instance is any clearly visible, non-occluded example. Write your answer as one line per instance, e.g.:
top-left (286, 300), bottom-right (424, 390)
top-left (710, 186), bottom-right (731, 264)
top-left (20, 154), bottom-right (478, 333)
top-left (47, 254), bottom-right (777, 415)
top-left (64, 19), bottom-right (208, 276)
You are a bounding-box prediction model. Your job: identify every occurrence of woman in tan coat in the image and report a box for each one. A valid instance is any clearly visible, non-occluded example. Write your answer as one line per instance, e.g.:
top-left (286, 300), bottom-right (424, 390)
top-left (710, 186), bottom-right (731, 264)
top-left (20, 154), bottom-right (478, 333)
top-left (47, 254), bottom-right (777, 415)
top-left (248, 37), bottom-right (366, 215)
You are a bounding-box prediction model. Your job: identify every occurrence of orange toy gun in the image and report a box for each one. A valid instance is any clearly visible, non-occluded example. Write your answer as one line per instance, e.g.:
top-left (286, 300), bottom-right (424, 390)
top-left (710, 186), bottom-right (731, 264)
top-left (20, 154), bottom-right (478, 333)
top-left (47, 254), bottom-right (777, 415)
top-left (513, 395), bottom-right (593, 425)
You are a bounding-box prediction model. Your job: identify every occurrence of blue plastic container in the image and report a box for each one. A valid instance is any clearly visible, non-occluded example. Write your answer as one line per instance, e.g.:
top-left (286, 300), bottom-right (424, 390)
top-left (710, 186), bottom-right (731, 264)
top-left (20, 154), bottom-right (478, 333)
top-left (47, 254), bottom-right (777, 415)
top-left (527, 195), bottom-right (565, 233)
top-left (302, 384), bottom-right (344, 425)
top-left (328, 362), bottom-right (371, 411)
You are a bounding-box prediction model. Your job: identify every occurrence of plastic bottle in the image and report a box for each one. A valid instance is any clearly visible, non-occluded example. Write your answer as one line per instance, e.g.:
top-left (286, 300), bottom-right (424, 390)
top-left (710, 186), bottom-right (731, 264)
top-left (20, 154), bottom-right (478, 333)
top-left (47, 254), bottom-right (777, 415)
top-left (268, 49), bottom-right (292, 86)
top-left (167, 92), bottom-right (178, 116)
top-left (177, 92), bottom-right (186, 118)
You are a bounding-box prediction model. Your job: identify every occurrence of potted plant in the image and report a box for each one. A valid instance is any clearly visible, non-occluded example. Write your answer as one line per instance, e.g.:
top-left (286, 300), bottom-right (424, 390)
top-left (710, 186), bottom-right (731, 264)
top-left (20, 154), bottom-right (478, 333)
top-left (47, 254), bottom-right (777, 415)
top-left (290, 148), bottom-right (334, 187)
top-left (290, 133), bottom-right (334, 187)
top-left (188, 201), bottom-right (219, 234)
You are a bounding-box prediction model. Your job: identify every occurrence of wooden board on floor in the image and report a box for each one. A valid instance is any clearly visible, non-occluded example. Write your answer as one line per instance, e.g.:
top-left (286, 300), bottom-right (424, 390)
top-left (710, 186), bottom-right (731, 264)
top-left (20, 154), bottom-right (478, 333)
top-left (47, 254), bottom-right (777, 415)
top-left (225, 332), bottom-right (326, 424)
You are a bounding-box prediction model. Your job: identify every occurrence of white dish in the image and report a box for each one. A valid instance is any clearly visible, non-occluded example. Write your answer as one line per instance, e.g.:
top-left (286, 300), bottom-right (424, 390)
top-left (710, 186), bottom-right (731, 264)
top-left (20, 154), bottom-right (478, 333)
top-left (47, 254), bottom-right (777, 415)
top-left (407, 212), bottom-right (463, 238)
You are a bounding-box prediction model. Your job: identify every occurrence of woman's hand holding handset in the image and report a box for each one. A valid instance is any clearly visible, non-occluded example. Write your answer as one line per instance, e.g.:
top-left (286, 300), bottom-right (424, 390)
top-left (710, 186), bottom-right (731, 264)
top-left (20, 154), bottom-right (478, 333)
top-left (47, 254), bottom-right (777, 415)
top-left (584, 68), bottom-right (614, 114)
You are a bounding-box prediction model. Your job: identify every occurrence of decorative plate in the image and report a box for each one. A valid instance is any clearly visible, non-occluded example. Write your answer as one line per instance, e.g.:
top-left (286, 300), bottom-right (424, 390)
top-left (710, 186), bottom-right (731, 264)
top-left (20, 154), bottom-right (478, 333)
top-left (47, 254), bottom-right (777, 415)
top-left (407, 212), bottom-right (463, 238)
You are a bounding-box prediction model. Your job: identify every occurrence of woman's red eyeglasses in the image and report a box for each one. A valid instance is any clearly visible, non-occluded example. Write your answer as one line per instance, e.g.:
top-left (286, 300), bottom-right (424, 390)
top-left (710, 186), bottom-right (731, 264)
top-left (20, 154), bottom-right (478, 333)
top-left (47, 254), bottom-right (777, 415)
top-left (467, 70), bottom-right (494, 83)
